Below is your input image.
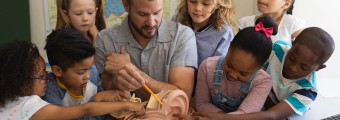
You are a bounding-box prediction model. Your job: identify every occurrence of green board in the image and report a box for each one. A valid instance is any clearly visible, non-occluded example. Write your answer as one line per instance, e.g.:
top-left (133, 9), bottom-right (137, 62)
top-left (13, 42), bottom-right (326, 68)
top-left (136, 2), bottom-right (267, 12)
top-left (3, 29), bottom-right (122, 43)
top-left (0, 0), bottom-right (30, 45)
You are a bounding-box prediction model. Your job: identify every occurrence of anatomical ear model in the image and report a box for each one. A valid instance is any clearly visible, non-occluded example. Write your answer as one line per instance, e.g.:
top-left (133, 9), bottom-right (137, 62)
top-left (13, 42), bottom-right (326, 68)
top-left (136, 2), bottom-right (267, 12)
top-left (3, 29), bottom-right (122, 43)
top-left (111, 89), bottom-right (189, 120)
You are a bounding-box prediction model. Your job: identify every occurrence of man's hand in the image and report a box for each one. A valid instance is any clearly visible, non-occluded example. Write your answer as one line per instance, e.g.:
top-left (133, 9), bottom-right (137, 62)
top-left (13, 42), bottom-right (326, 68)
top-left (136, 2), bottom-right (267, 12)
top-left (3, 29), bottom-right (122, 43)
top-left (113, 64), bottom-right (145, 91)
top-left (103, 47), bottom-right (145, 91)
top-left (104, 47), bottom-right (131, 75)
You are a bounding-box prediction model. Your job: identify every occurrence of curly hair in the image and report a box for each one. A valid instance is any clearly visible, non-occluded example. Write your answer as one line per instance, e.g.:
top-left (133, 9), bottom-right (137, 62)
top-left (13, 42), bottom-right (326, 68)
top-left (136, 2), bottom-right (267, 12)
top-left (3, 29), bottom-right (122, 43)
top-left (176, 0), bottom-right (237, 32)
top-left (0, 41), bottom-right (40, 107)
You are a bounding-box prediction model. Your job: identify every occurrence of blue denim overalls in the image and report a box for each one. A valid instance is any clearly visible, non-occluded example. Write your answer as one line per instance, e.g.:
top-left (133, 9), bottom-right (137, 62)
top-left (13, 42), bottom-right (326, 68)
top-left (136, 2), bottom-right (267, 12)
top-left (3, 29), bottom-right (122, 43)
top-left (211, 56), bottom-right (257, 113)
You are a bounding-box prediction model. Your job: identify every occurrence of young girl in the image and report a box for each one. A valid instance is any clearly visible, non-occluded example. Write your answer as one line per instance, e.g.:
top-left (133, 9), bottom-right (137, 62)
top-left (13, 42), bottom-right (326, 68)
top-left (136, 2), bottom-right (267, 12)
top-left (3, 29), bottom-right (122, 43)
top-left (0, 41), bottom-right (146, 119)
top-left (238, 0), bottom-right (304, 43)
top-left (56, 0), bottom-right (106, 43)
top-left (174, 0), bottom-right (236, 67)
top-left (194, 16), bottom-right (277, 114)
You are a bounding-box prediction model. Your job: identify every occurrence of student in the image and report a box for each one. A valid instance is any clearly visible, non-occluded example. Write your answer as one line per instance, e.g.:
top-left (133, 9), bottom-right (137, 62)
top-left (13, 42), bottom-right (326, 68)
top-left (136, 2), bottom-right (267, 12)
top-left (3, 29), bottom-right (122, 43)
top-left (173, 0), bottom-right (236, 100)
top-left (173, 0), bottom-right (236, 67)
top-left (238, 0), bottom-right (304, 43)
top-left (0, 41), bottom-right (146, 120)
top-left (43, 28), bottom-right (128, 119)
top-left (178, 27), bottom-right (335, 119)
top-left (56, 0), bottom-right (106, 43)
top-left (194, 16), bottom-right (276, 114)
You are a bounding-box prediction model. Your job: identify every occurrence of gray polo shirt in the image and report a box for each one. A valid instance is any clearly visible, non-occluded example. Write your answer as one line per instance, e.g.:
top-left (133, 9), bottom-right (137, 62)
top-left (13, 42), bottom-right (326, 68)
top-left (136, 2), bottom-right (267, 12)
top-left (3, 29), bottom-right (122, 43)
top-left (95, 17), bottom-right (197, 83)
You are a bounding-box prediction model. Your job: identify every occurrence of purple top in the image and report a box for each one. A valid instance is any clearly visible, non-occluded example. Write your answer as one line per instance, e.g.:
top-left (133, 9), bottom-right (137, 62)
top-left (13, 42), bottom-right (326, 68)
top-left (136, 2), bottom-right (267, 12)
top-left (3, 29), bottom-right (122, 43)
top-left (195, 56), bottom-right (273, 114)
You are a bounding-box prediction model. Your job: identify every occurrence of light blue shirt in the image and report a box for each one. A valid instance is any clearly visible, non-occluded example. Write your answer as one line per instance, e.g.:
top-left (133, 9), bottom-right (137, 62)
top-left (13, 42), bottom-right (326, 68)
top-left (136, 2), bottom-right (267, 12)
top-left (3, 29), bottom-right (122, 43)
top-left (194, 23), bottom-right (233, 67)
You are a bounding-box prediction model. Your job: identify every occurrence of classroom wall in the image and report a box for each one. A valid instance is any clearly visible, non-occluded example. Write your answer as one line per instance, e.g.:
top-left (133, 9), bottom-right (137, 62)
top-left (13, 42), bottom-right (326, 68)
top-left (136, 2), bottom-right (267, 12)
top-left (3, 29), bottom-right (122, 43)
top-left (0, 0), bottom-right (31, 44)
top-left (234, 0), bottom-right (258, 20)
top-left (29, 0), bottom-right (48, 61)
top-left (294, 0), bottom-right (340, 80)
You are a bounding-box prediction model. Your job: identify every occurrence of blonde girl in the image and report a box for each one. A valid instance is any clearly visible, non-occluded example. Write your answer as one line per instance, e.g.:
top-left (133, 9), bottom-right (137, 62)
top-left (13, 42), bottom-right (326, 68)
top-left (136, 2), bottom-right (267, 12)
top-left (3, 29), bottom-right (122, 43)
top-left (56, 0), bottom-right (106, 44)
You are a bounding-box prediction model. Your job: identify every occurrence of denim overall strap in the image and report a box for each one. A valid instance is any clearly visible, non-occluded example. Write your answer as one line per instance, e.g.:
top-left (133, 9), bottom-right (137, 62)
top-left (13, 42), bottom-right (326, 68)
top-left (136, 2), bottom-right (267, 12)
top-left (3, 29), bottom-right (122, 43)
top-left (240, 71), bottom-right (258, 94)
top-left (212, 56), bottom-right (225, 86)
top-left (210, 56), bottom-right (258, 113)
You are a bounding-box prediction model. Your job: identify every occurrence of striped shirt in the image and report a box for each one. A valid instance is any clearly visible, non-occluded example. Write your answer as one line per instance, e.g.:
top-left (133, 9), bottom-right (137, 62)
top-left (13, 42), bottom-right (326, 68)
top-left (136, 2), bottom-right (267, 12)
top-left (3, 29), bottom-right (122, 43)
top-left (265, 40), bottom-right (317, 115)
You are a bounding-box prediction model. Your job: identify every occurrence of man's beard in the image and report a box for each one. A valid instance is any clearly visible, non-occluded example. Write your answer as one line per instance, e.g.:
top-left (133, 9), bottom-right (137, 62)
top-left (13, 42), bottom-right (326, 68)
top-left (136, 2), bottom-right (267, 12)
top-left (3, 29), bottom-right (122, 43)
top-left (128, 15), bottom-right (158, 39)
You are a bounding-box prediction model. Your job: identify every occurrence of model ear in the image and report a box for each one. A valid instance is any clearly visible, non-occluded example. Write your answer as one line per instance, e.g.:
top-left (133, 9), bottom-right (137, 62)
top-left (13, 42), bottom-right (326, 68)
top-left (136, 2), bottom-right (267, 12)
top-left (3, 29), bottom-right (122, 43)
top-left (51, 65), bottom-right (63, 77)
top-left (316, 64), bottom-right (326, 71)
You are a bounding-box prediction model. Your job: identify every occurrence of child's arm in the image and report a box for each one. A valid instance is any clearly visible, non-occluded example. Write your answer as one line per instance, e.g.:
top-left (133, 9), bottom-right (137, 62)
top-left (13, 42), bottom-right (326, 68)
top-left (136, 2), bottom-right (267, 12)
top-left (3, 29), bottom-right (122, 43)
top-left (228, 72), bottom-right (273, 114)
top-left (189, 101), bottom-right (295, 120)
top-left (89, 25), bottom-right (99, 41)
top-left (195, 59), bottom-right (223, 112)
top-left (30, 101), bottom-right (147, 120)
top-left (93, 90), bottom-right (131, 102)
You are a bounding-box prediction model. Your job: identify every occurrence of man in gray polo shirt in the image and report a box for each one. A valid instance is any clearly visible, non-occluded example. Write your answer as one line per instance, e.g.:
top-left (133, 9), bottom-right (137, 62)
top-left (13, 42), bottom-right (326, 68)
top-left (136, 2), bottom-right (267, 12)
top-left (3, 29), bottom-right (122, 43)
top-left (95, 0), bottom-right (197, 100)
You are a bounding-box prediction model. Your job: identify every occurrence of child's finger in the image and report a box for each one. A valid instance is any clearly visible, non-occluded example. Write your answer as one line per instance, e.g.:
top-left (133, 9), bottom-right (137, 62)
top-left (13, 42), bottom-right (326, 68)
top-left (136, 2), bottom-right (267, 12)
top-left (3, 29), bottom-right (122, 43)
top-left (118, 91), bottom-right (131, 99)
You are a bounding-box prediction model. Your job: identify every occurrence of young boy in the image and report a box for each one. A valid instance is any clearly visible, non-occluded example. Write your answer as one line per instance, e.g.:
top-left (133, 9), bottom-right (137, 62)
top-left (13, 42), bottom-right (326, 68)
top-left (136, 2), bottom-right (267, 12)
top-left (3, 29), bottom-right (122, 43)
top-left (175, 27), bottom-right (335, 119)
top-left (43, 28), bottom-right (129, 119)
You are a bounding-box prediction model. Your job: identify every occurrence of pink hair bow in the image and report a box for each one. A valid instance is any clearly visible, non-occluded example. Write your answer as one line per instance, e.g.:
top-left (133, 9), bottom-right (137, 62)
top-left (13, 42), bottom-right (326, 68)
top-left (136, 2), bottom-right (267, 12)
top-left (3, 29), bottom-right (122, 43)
top-left (255, 22), bottom-right (273, 38)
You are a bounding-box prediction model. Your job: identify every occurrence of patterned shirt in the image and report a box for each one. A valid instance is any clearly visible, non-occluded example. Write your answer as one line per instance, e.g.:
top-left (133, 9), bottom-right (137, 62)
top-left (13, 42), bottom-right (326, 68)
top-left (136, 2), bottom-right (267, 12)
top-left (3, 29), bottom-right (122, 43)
top-left (265, 40), bottom-right (318, 115)
top-left (0, 95), bottom-right (49, 120)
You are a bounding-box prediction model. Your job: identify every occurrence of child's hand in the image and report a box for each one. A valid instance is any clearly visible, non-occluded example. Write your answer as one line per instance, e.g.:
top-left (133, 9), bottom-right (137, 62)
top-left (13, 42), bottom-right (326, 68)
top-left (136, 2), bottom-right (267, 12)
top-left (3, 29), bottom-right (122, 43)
top-left (89, 25), bottom-right (98, 40)
top-left (127, 101), bottom-right (147, 116)
top-left (94, 90), bottom-right (131, 102)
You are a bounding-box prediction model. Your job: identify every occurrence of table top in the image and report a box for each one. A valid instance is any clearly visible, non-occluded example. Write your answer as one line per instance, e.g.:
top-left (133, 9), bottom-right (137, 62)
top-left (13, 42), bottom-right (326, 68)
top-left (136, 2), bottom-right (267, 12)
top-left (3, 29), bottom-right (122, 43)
top-left (290, 95), bottom-right (340, 120)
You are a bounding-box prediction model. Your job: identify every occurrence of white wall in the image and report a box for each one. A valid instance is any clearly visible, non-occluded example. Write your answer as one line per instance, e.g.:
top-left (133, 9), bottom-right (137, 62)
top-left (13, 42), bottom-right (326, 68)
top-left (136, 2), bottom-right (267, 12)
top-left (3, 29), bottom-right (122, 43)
top-left (29, 0), bottom-right (48, 61)
top-left (294, 0), bottom-right (340, 97)
top-left (294, 0), bottom-right (340, 80)
top-left (234, 0), bottom-right (258, 20)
